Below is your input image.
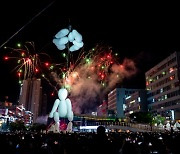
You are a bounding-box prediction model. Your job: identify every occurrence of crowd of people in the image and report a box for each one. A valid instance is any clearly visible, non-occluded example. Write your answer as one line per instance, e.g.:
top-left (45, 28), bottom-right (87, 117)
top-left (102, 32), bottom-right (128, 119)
top-left (0, 126), bottom-right (180, 154)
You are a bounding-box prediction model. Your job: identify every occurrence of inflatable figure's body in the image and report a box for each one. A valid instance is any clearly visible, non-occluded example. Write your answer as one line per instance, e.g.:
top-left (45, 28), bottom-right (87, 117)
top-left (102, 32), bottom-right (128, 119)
top-left (49, 88), bottom-right (73, 133)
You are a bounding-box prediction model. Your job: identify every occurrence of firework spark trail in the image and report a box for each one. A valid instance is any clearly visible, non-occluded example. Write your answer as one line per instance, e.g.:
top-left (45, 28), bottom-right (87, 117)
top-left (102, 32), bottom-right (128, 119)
top-left (51, 45), bottom-right (138, 114)
top-left (42, 74), bottom-right (58, 94)
top-left (3, 41), bottom-right (138, 114)
top-left (3, 41), bottom-right (52, 84)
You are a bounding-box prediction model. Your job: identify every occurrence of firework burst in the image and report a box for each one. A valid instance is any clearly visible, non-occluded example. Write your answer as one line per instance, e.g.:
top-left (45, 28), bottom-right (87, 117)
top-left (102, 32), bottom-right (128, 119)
top-left (3, 41), bottom-right (51, 84)
top-left (50, 44), bottom-right (137, 113)
top-left (3, 41), bottom-right (137, 114)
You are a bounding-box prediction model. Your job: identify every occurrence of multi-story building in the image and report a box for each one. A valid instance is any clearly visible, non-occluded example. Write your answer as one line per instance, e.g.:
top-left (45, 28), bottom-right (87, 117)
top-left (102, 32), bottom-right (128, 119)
top-left (108, 88), bottom-right (138, 118)
top-left (0, 101), bottom-right (16, 117)
top-left (97, 100), bottom-right (107, 117)
top-left (19, 78), bottom-right (42, 122)
top-left (41, 94), bottom-right (47, 116)
top-left (124, 89), bottom-right (147, 117)
top-left (145, 51), bottom-right (180, 120)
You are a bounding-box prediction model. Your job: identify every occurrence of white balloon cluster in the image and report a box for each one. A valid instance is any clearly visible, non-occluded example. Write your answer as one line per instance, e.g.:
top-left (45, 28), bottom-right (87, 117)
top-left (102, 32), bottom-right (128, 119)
top-left (53, 28), bottom-right (84, 52)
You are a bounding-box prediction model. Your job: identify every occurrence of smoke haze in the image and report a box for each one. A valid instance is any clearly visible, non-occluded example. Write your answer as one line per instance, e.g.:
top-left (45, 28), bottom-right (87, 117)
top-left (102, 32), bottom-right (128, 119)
top-left (51, 47), bottom-right (138, 114)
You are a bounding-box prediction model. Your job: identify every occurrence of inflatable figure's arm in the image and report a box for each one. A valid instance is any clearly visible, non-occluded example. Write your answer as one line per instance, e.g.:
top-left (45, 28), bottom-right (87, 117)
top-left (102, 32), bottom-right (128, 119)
top-left (66, 98), bottom-right (73, 121)
top-left (49, 99), bottom-right (60, 118)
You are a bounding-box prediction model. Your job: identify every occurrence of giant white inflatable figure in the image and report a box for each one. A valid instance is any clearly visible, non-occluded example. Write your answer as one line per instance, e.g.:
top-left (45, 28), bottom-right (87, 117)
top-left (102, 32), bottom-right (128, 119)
top-left (49, 88), bottom-right (73, 133)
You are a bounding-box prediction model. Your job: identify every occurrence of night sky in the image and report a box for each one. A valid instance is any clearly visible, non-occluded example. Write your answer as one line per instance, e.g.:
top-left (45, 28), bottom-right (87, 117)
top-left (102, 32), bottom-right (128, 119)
top-left (0, 1), bottom-right (180, 111)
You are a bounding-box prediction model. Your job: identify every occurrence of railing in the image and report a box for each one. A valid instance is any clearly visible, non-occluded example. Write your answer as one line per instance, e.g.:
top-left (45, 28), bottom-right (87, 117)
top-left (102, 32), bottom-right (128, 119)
top-left (84, 121), bottom-right (166, 132)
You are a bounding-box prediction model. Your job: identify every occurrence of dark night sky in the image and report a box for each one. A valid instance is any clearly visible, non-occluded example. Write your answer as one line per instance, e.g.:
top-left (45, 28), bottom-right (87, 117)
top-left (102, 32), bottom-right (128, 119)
top-left (0, 0), bottom-right (180, 106)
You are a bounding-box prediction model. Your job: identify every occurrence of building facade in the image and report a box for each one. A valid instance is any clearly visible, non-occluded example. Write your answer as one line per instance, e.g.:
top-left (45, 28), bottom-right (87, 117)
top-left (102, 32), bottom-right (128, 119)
top-left (145, 51), bottom-right (180, 120)
top-left (97, 100), bottom-right (107, 117)
top-left (124, 89), bottom-right (147, 117)
top-left (108, 88), bottom-right (138, 118)
top-left (19, 78), bottom-right (42, 122)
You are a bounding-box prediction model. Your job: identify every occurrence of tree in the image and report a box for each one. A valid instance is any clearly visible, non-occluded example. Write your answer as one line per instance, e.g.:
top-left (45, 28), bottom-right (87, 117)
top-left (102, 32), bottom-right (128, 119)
top-left (129, 112), bottom-right (153, 124)
top-left (30, 123), bottom-right (47, 132)
top-left (9, 120), bottom-right (26, 132)
top-left (152, 115), bottom-right (166, 125)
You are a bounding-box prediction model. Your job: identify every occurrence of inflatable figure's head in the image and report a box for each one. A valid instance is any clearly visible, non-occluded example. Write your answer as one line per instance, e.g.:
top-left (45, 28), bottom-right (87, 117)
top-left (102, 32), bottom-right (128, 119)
top-left (58, 88), bottom-right (68, 100)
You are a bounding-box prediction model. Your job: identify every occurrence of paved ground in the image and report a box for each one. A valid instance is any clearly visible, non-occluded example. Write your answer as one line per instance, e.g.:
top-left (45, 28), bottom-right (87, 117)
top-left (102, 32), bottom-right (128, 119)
top-left (106, 125), bottom-right (151, 132)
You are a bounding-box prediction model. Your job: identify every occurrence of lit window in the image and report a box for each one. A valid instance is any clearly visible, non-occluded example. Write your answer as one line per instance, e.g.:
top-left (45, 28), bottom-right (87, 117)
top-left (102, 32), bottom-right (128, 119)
top-left (160, 88), bottom-right (163, 93)
top-left (169, 75), bottom-right (175, 80)
top-left (171, 84), bottom-right (174, 88)
top-left (161, 96), bottom-right (164, 101)
top-left (130, 100), bottom-right (135, 104)
top-left (123, 104), bottom-right (127, 111)
top-left (125, 96), bottom-right (131, 100)
top-left (146, 81), bottom-right (149, 86)
top-left (129, 111), bottom-right (133, 114)
top-left (169, 68), bottom-right (174, 73)
top-left (147, 86), bottom-right (152, 90)
top-left (138, 97), bottom-right (141, 102)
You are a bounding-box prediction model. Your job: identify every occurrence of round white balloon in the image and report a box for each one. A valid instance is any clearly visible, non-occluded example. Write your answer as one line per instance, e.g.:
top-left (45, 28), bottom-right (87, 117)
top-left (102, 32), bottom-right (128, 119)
top-left (73, 40), bottom-right (84, 48)
top-left (58, 37), bottom-right (68, 45)
top-left (53, 38), bottom-right (59, 45)
top-left (55, 28), bottom-right (69, 38)
top-left (68, 32), bottom-right (74, 42)
top-left (75, 34), bottom-right (82, 43)
top-left (69, 45), bottom-right (80, 52)
top-left (53, 28), bottom-right (83, 51)
top-left (57, 44), bottom-right (66, 50)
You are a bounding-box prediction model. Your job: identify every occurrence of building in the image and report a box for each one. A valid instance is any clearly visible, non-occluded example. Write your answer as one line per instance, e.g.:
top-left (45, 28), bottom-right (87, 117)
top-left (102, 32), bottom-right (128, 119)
top-left (19, 78), bottom-right (42, 122)
top-left (108, 88), bottom-right (138, 118)
top-left (124, 89), bottom-right (147, 117)
top-left (0, 100), bottom-right (34, 126)
top-left (0, 102), bottom-right (22, 126)
top-left (97, 100), bottom-right (107, 117)
top-left (145, 51), bottom-right (180, 120)
top-left (41, 94), bottom-right (47, 116)
top-left (0, 101), bottom-right (16, 117)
